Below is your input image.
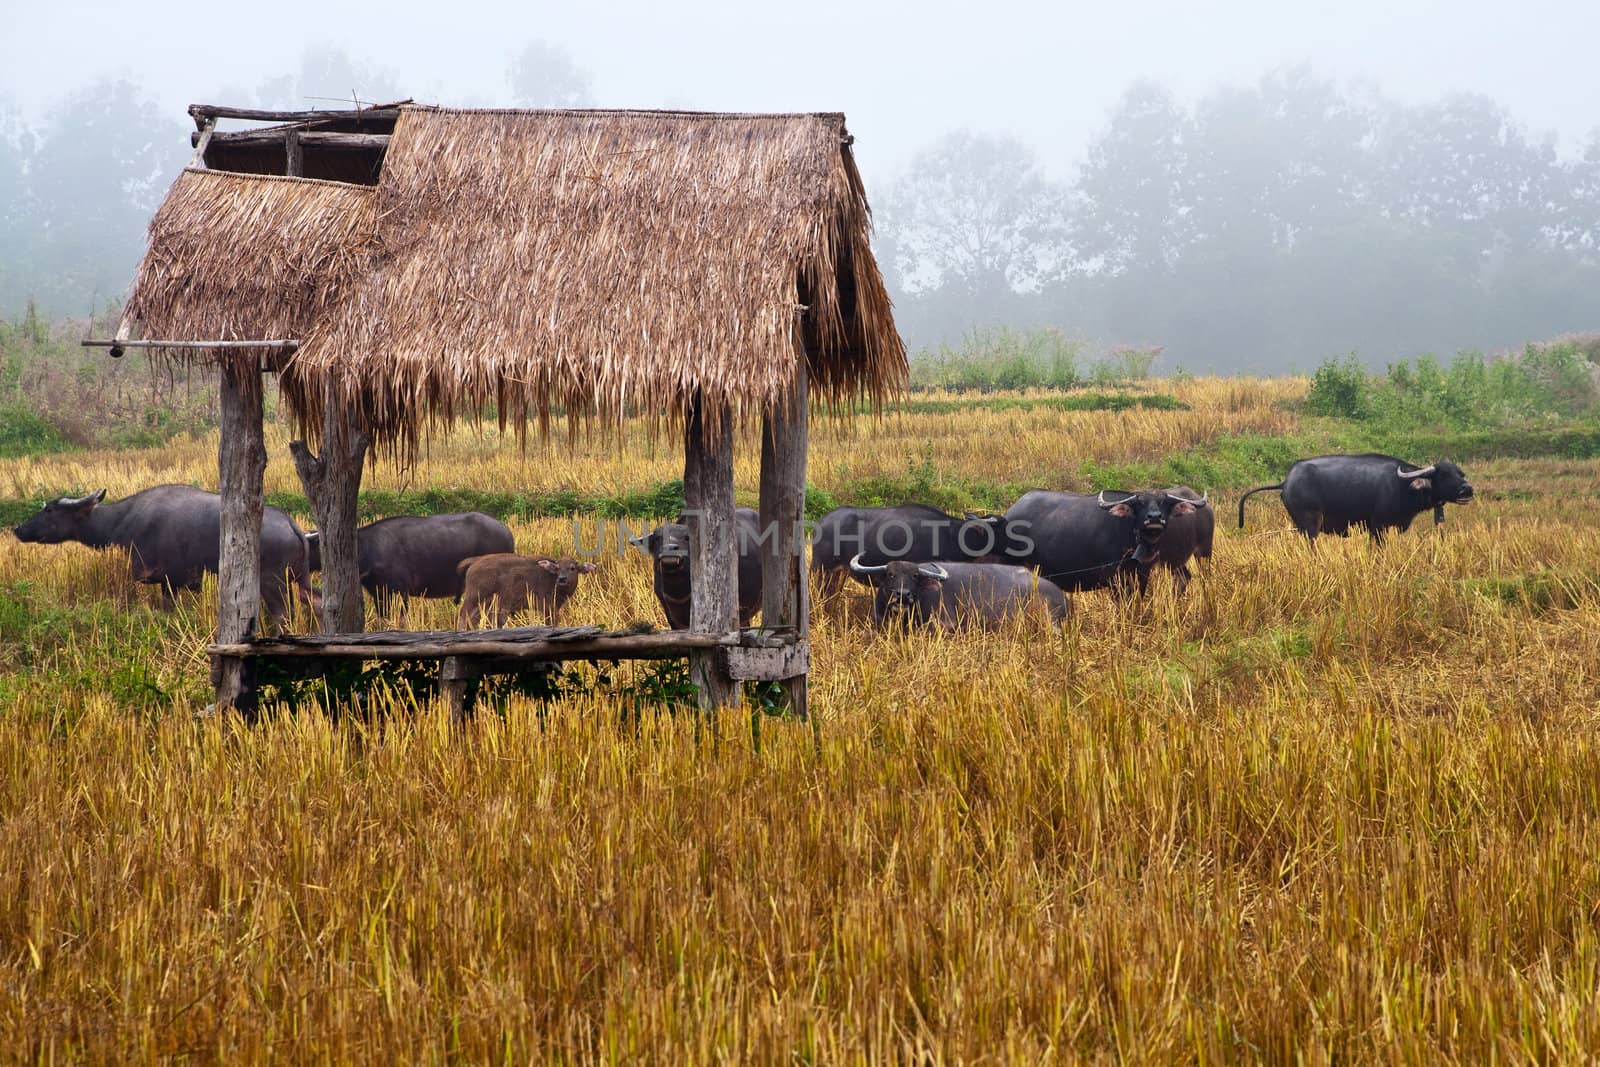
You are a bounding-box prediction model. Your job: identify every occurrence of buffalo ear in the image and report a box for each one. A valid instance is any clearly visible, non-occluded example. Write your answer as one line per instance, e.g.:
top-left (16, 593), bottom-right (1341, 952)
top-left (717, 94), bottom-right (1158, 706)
top-left (1108, 503), bottom-right (1133, 518)
top-left (536, 558), bottom-right (558, 573)
top-left (1172, 500), bottom-right (1196, 515)
top-left (90, 488), bottom-right (107, 505)
top-left (578, 562), bottom-right (598, 574)
top-left (1410, 478), bottom-right (1432, 491)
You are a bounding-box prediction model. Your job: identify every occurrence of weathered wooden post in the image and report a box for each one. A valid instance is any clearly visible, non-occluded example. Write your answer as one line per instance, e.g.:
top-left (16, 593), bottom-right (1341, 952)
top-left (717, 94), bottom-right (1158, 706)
top-left (683, 395), bottom-right (741, 711)
top-left (758, 360), bottom-right (810, 720)
top-left (290, 399), bottom-right (369, 634)
top-left (214, 356), bottom-right (266, 715)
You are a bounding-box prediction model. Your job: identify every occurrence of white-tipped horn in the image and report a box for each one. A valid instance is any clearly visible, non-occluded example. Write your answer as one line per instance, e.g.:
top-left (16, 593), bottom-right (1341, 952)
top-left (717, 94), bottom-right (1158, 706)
top-left (918, 563), bottom-right (949, 581)
top-left (1397, 465), bottom-right (1436, 479)
top-left (1097, 490), bottom-right (1135, 509)
top-left (1168, 490), bottom-right (1208, 507)
top-left (61, 488), bottom-right (107, 507)
top-left (848, 552), bottom-right (889, 575)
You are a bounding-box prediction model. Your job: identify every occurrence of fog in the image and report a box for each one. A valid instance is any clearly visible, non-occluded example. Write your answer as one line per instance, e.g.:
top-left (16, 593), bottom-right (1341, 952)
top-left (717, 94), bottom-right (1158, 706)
top-left (4, 0), bottom-right (1599, 371)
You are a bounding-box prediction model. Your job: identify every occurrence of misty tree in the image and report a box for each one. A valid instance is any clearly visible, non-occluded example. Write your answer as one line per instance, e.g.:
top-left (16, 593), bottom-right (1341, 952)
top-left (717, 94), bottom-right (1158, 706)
top-left (1371, 93), bottom-right (1557, 255)
top-left (1071, 82), bottom-right (1193, 275)
top-left (4, 80), bottom-right (186, 316)
top-left (880, 131), bottom-right (1066, 296)
top-left (507, 41), bottom-right (594, 109)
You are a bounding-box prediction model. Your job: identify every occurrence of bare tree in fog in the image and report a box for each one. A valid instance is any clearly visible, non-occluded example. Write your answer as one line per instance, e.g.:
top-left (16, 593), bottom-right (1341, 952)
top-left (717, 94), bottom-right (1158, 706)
top-left (508, 41), bottom-right (594, 109)
top-left (880, 131), bottom-right (1067, 296)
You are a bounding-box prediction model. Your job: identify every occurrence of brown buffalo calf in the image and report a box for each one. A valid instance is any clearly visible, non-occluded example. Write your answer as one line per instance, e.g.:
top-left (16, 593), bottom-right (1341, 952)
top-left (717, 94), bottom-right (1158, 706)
top-left (456, 554), bottom-right (597, 628)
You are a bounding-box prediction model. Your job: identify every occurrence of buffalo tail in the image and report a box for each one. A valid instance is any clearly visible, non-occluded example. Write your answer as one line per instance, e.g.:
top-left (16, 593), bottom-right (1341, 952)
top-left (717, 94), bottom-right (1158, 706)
top-left (1237, 483), bottom-right (1285, 528)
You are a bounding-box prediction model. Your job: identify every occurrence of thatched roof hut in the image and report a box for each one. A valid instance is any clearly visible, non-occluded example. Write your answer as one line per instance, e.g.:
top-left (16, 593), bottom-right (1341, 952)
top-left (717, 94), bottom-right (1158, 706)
top-left (104, 100), bottom-right (901, 717)
top-left (121, 104), bottom-right (906, 453)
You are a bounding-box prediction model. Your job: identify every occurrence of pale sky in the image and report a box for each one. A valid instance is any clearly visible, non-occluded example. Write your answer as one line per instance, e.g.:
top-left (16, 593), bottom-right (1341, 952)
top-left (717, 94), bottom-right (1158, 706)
top-left (3, 0), bottom-right (1597, 183)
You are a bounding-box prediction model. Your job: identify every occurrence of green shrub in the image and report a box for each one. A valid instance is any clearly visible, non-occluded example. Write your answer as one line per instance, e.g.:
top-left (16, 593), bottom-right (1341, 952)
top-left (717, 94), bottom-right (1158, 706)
top-left (1306, 356), bottom-right (1369, 418)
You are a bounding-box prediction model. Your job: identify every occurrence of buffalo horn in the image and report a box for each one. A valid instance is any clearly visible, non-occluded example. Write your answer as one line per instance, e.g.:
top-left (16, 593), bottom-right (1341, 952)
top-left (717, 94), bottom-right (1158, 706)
top-left (848, 552), bottom-right (889, 575)
top-left (62, 488), bottom-right (107, 507)
top-left (1397, 465), bottom-right (1436, 479)
top-left (1167, 490), bottom-right (1208, 507)
top-left (917, 563), bottom-right (949, 581)
top-left (1097, 490), bottom-right (1136, 510)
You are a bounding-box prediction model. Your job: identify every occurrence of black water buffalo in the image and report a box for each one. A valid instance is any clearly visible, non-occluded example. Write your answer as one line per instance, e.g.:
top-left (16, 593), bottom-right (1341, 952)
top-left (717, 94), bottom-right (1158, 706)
top-left (1154, 486), bottom-right (1215, 594)
top-left (12, 484), bottom-right (314, 623)
top-left (1003, 488), bottom-right (1209, 594)
top-left (305, 512), bottom-right (514, 609)
top-left (848, 556), bottom-right (1069, 630)
top-left (1238, 454), bottom-right (1474, 540)
top-left (810, 504), bottom-right (1030, 603)
top-left (629, 507), bottom-right (763, 629)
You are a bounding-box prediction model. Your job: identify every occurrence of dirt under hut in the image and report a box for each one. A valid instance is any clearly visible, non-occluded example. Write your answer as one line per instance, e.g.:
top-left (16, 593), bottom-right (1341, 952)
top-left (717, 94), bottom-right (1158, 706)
top-left (92, 102), bottom-right (907, 720)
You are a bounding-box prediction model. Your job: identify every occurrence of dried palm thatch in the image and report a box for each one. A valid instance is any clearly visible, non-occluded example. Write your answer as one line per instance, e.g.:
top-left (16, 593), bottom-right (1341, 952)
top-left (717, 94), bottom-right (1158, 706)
top-left (123, 106), bottom-right (906, 454)
top-left (123, 169), bottom-right (377, 368)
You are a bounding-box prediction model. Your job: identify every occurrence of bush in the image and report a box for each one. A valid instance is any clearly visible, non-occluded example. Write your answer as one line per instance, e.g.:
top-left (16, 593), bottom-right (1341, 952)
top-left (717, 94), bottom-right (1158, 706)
top-left (1306, 356), bottom-right (1369, 418)
top-left (0, 403), bottom-right (71, 458)
top-left (910, 327), bottom-right (1082, 393)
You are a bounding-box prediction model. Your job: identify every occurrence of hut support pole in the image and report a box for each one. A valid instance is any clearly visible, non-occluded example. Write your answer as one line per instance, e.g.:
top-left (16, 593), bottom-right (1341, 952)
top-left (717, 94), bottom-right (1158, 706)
top-left (214, 359), bottom-right (266, 716)
top-left (758, 362), bottom-right (810, 723)
top-left (290, 400), bottom-right (369, 634)
top-left (684, 397), bottom-right (741, 713)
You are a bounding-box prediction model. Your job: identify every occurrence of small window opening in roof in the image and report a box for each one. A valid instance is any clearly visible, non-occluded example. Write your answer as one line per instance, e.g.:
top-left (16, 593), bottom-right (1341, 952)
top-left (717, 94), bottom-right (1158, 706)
top-left (190, 103), bottom-right (402, 187)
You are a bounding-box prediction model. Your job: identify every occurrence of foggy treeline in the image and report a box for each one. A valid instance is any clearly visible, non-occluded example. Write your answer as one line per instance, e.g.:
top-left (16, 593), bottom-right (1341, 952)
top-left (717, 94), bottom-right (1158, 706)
top-left (884, 71), bottom-right (1600, 372)
top-left (2, 56), bottom-right (1596, 375)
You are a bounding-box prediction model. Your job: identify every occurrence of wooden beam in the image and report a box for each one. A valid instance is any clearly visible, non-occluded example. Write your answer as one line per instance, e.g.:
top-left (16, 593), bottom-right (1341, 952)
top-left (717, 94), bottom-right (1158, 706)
top-left (684, 397), bottom-right (742, 712)
top-left (189, 117), bottom-right (217, 168)
top-left (206, 631), bottom-right (735, 660)
top-left (724, 643), bottom-right (809, 682)
top-left (214, 358), bottom-right (267, 717)
top-left (188, 104), bottom-right (403, 124)
top-left (83, 338), bottom-right (300, 352)
top-left (193, 129), bottom-right (391, 151)
top-left (758, 360), bottom-right (811, 721)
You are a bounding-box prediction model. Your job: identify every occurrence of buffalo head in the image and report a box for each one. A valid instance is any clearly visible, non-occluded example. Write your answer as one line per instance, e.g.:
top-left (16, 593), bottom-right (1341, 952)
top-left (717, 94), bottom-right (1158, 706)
top-left (630, 523), bottom-right (691, 572)
top-left (851, 554), bottom-right (947, 627)
top-left (538, 556), bottom-right (597, 593)
top-left (1097, 489), bottom-right (1207, 564)
top-left (1398, 461), bottom-right (1473, 504)
top-left (14, 489), bottom-right (107, 543)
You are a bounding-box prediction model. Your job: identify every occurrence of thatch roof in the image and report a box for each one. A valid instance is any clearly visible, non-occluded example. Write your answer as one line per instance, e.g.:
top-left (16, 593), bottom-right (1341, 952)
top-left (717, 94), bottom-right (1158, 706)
top-left (124, 169), bottom-right (377, 348)
top-left (124, 105), bottom-right (906, 452)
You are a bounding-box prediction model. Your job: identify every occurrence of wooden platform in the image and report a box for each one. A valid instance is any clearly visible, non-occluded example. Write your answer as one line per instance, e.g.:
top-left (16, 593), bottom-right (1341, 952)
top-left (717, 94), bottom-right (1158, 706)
top-left (207, 623), bottom-right (809, 718)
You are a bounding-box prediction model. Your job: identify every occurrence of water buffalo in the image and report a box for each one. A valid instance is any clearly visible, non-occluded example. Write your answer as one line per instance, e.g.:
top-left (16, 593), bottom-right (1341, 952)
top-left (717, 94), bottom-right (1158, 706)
top-left (1154, 486), bottom-right (1215, 594)
top-left (810, 504), bottom-right (1031, 604)
top-left (1238, 454), bottom-right (1474, 540)
top-left (629, 507), bottom-right (762, 629)
top-left (848, 555), bottom-right (1069, 631)
top-left (456, 554), bottom-right (597, 628)
top-left (12, 484), bottom-right (314, 623)
top-left (305, 512), bottom-right (514, 611)
top-left (1003, 488), bottom-right (1209, 594)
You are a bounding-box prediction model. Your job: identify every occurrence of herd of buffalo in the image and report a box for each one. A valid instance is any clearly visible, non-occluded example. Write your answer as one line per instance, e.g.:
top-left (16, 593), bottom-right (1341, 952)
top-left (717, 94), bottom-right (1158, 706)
top-left (11, 452), bottom-right (1474, 634)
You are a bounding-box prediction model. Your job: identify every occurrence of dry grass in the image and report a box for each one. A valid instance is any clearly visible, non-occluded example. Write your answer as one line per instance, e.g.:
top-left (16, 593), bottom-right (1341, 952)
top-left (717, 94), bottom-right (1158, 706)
top-left (3, 379), bottom-right (1600, 1062)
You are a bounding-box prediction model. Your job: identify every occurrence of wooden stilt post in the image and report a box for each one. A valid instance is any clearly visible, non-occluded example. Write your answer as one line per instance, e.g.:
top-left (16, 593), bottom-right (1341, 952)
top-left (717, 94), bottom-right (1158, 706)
top-left (684, 395), bottom-right (741, 712)
top-left (214, 357), bottom-right (266, 716)
top-left (758, 360), bottom-right (810, 722)
top-left (291, 398), bottom-right (369, 634)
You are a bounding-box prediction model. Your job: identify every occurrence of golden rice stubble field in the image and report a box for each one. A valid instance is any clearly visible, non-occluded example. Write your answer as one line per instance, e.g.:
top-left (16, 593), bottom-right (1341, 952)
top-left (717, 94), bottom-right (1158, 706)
top-left (2, 376), bottom-right (1599, 1062)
